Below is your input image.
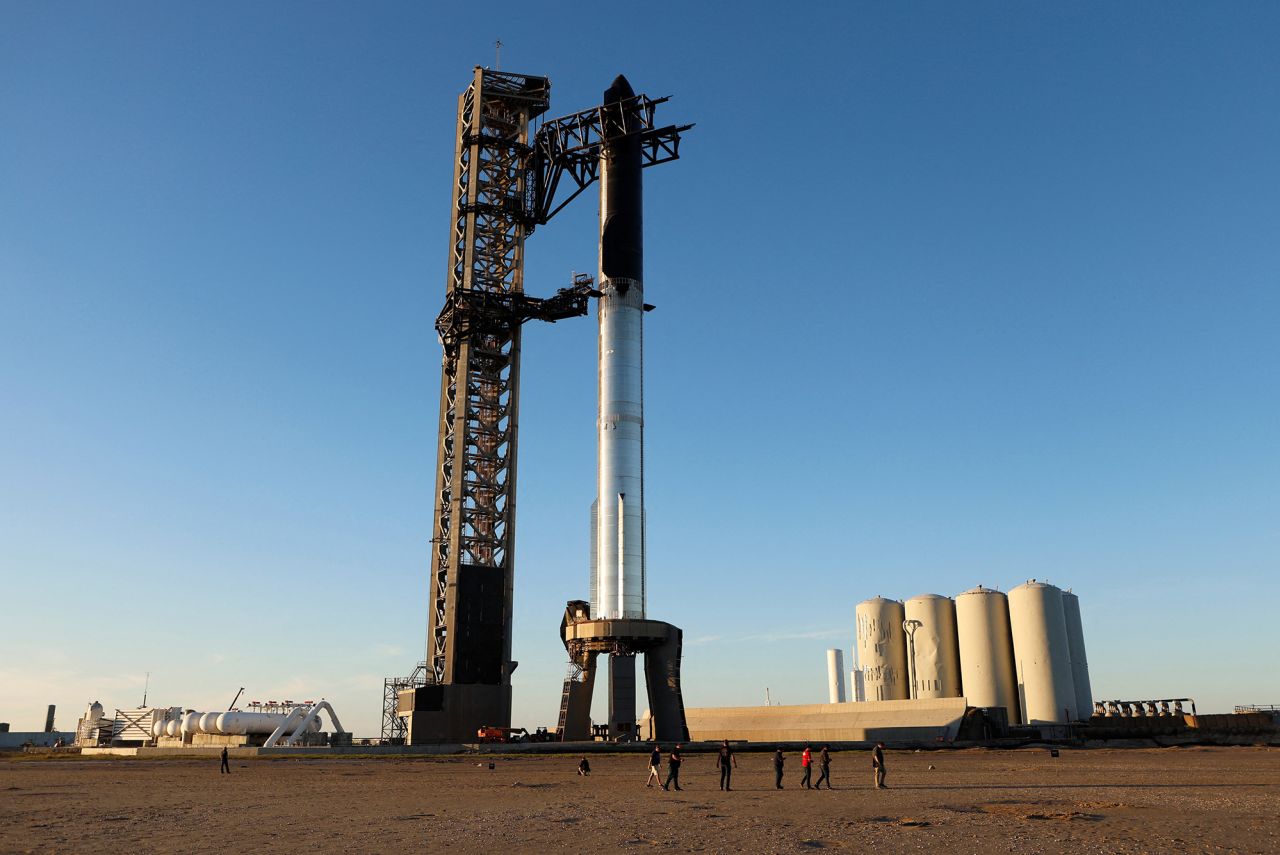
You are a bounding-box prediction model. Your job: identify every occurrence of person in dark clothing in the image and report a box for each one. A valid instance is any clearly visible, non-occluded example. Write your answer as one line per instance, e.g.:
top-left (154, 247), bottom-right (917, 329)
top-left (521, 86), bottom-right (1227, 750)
top-left (815, 745), bottom-right (832, 789)
top-left (662, 744), bottom-right (683, 791)
top-left (773, 748), bottom-right (785, 789)
top-left (646, 746), bottom-right (662, 788)
top-left (577, 756), bottom-right (591, 776)
top-left (872, 741), bottom-right (887, 789)
top-left (220, 747), bottom-right (230, 774)
top-left (716, 739), bottom-right (737, 791)
top-left (800, 745), bottom-right (813, 789)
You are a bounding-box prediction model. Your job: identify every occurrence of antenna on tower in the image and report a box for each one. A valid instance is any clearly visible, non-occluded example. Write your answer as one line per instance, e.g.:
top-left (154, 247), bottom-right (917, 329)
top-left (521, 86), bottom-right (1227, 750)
top-left (494, 39), bottom-right (502, 70)
top-left (142, 671), bottom-right (150, 707)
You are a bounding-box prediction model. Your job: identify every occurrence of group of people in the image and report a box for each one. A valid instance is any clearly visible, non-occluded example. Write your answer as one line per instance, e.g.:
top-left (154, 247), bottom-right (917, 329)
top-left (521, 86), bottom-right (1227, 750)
top-left (613, 740), bottom-right (890, 791)
top-left (646, 744), bottom-right (683, 789)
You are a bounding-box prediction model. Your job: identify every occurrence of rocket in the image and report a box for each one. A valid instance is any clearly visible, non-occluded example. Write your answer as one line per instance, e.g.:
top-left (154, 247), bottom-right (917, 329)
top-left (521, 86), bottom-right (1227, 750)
top-left (591, 75), bottom-right (647, 621)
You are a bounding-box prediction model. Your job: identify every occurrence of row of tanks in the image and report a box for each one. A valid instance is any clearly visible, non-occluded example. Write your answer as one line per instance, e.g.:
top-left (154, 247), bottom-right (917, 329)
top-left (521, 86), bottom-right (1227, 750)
top-left (854, 580), bottom-right (1092, 724)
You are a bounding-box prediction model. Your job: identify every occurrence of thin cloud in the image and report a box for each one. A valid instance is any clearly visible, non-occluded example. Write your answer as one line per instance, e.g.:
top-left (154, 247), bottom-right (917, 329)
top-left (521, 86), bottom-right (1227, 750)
top-left (688, 628), bottom-right (847, 646)
top-left (739, 628), bottom-right (847, 643)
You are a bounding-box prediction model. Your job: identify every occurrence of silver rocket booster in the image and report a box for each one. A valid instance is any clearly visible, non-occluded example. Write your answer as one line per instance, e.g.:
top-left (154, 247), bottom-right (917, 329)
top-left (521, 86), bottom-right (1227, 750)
top-left (591, 75), bottom-right (646, 621)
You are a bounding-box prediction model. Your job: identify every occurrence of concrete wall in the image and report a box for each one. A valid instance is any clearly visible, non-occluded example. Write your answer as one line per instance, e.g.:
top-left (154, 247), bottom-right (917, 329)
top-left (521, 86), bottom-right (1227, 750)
top-left (0, 732), bottom-right (75, 749)
top-left (673, 698), bottom-right (969, 744)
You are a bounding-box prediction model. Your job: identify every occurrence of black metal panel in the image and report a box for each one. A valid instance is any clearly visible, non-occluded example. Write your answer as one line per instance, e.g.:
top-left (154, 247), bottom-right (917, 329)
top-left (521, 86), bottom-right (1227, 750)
top-left (452, 563), bottom-right (509, 684)
top-left (414, 686), bottom-right (445, 712)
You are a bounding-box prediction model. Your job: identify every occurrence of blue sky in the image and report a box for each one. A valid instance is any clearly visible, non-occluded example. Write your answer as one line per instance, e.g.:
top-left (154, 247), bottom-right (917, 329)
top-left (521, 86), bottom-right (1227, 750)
top-left (2, 1), bottom-right (1277, 734)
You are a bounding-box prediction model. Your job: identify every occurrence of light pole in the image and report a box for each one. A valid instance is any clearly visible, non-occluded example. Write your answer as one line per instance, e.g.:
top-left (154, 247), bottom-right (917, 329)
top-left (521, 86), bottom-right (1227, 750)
top-left (902, 619), bottom-right (923, 700)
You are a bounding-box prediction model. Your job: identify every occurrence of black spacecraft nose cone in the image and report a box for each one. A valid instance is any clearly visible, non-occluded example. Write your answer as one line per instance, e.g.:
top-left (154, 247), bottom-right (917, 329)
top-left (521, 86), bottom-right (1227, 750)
top-left (605, 74), bottom-right (635, 104)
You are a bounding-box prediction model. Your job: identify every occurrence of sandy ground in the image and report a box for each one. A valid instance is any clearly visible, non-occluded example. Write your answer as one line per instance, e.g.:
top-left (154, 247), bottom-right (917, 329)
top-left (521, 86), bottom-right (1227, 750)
top-left (2, 746), bottom-right (1277, 854)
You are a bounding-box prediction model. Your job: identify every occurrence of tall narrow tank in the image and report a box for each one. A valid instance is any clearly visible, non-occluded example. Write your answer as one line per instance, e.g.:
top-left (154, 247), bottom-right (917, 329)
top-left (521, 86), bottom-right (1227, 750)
top-left (1008, 580), bottom-right (1077, 724)
top-left (955, 586), bottom-right (1021, 722)
top-left (826, 648), bottom-right (847, 703)
top-left (850, 669), bottom-right (864, 703)
top-left (1060, 590), bottom-right (1093, 720)
top-left (855, 597), bottom-right (908, 701)
top-left (903, 594), bottom-right (962, 699)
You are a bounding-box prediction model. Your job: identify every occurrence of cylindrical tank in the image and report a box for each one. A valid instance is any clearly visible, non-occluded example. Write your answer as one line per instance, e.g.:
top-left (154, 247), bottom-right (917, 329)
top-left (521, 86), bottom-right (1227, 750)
top-left (903, 594), bottom-right (962, 699)
top-left (855, 597), bottom-right (908, 701)
top-left (180, 711), bottom-right (200, 737)
top-left (826, 649), bottom-right (847, 703)
top-left (955, 585), bottom-right (1021, 722)
top-left (850, 670), bottom-right (863, 702)
top-left (214, 711), bottom-right (295, 735)
top-left (1061, 590), bottom-right (1093, 720)
top-left (165, 719), bottom-right (179, 738)
top-left (593, 76), bottom-right (648, 621)
top-left (198, 712), bottom-right (222, 734)
top-left (1008, 580), bottom-right (1077, 724)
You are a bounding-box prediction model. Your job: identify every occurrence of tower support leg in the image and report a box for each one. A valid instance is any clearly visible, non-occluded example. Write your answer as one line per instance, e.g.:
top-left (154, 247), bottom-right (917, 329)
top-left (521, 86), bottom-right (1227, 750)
top-left (644, 624), bottom-right (689, 743)
top-left (608, 653), bottom-right (637, 741)
top-left (557, 654), bottom-right (597, 741)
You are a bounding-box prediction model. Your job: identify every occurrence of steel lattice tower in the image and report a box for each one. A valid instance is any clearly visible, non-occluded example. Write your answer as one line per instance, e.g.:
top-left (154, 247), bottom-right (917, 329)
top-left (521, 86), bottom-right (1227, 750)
top-left (427, 69), bottom-right (547, 734)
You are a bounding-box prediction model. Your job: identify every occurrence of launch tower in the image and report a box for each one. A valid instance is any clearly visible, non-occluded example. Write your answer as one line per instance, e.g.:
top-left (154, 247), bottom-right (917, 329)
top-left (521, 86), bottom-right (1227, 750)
top-left (395, 67), bottom-right (690, 744)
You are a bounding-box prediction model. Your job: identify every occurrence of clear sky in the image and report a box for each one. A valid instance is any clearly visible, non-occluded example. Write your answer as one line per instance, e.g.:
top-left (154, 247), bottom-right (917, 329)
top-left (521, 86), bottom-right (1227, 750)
top-left (2, 1), bottom-right (1277, 735)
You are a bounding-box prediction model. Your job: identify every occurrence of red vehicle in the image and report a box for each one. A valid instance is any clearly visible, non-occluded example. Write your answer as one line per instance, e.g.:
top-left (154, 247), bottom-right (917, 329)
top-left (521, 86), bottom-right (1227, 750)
top-left (476, 726), bottom-right (528, 744)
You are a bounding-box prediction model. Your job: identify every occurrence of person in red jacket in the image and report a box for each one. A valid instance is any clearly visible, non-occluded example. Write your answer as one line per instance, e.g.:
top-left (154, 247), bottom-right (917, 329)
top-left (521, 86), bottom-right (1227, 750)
top-left (800, 745), bottom-right (813, 789)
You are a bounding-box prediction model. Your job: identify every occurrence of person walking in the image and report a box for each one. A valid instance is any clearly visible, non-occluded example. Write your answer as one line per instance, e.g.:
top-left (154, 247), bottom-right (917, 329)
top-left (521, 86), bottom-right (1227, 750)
top-left (800, 745), bottom-right (813, 789)
top-left (872, 741), bottom-right (887, 789)
top-left (773, 747), bottom-right (785, 789)
top-left (646, 745), bottom-right (663, 788)
top-left (716, 739), bottom-right (737, 791)
top-left (815, 745), bottom-right (832, 789)
top-left (662, 744), bottom-right (683, 791)
top-left (219, 746), bottom-right (230, 774)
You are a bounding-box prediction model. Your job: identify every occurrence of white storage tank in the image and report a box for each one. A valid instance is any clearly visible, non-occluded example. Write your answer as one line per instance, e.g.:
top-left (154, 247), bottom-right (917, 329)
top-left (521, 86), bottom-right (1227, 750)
top-left (1061, 590), bottom-right (1093, 720)
top-left (903, 594), bottom-right (962, 699)
top-left (850, 669), bottom-right (865, 703)
top-left (855, 597), bottom-right (908, 701)
top-left (1008, 580), bottom-right (1078, 724)
top-left (955, 585), bottom-right (1021, 722)
top-left (216, 711), bottom-right (308, 735)
top-left (826, 649), bottom-right (847, 703)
